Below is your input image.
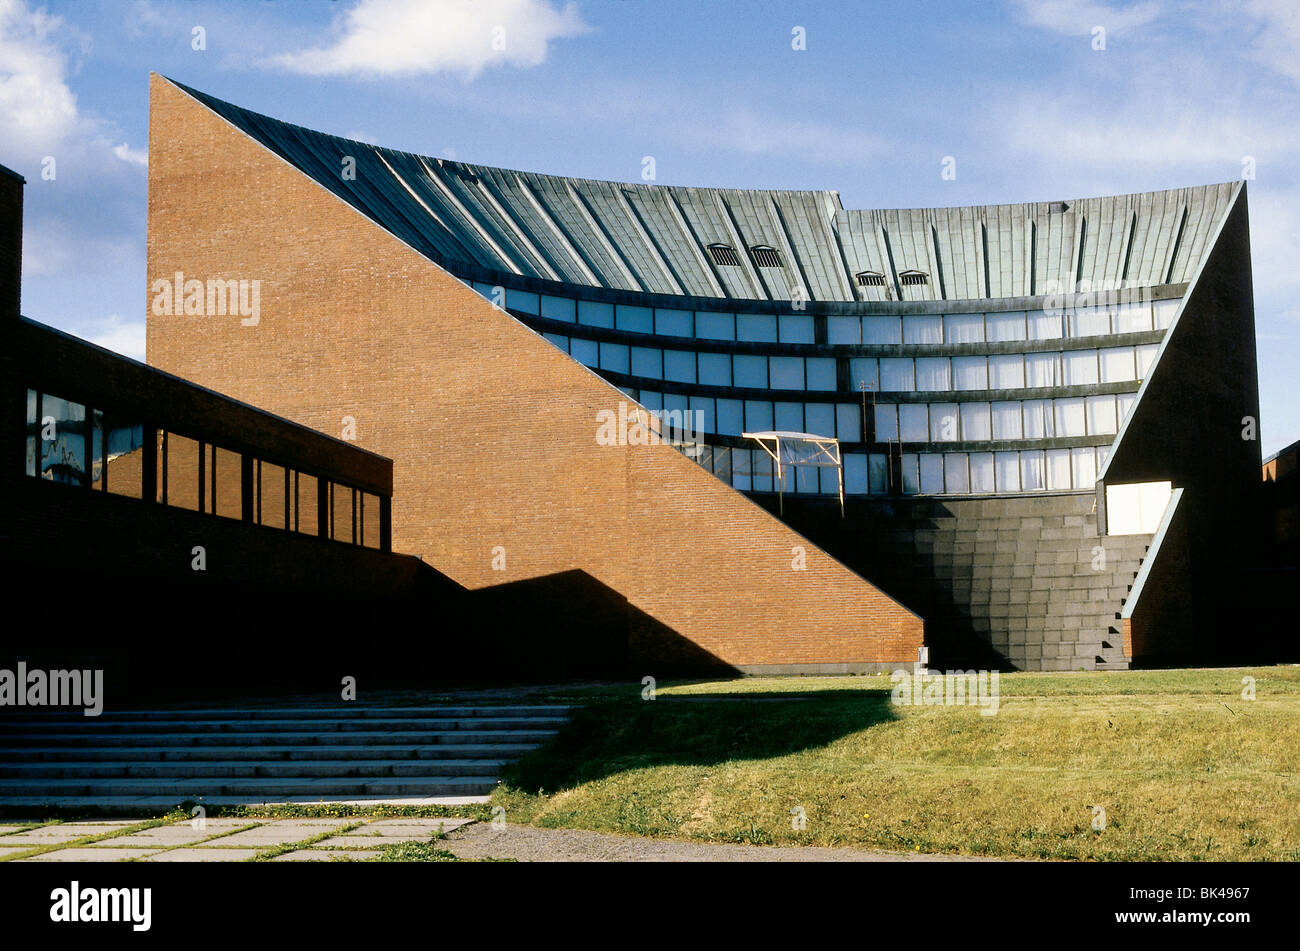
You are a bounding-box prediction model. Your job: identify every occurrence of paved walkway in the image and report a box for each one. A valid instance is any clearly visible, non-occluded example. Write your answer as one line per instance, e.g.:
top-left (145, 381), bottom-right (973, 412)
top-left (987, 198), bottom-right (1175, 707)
top-left (1, 817), bottom-right (997, 862)
top-left (0, 816), bottom-right (472, 862)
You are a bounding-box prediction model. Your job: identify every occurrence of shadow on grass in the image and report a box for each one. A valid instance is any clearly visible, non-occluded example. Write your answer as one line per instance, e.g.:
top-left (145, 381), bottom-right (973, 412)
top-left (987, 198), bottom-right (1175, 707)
top-left (502, 690), bottom-right (897, 794)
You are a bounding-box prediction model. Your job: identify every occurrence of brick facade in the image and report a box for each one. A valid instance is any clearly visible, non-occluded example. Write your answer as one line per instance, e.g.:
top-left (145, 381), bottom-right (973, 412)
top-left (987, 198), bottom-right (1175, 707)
top-left (144, 75), bottom-right (923, 671)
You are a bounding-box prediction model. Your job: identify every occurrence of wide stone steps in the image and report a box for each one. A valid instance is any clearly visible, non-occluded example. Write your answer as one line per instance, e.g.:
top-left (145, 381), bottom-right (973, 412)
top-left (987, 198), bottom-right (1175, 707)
top-left (0, 703), bottom-right (569, 805)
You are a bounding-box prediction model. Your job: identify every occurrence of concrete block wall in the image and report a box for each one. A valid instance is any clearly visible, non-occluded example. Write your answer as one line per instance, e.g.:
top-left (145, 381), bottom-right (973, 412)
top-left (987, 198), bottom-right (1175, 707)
top-left (763, 492), bottom-right (1152, 670)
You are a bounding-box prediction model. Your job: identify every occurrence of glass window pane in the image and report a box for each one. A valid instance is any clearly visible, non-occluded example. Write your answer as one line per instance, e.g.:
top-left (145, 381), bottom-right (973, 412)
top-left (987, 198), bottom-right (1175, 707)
top-left (1055, 398), bottom-right (1087, 437)
top-left (779, 315), bottom-right (814, 343)
top-left (1026, 351), bottom-right (1060, 388)
top-left (689, 395), bottom-right (714, 436)
top-left (360, 492), bottom-right (381, 549)
top-left (1100, 346), bottom-right (1135, 383)
top-left (849, 358), bottom-right (878, 392)
top-left (733, 354), bottom-right (767, 388)
top-left (716, 399), bottom-right (743, 436)
top-left (944, 314), bottom-right (984, 343)
top-left (260, 461), bottom-right (288, 529)
top-left (570, 337), bottom-right (598, 367)
top-left (868, 454), bottom-right (889, 494)
top-left (331, 483), bottom-right (354, 543)
top-left (1136, 343), bottom-right (1160, 378)
top-left (1086, 395), bottom-right (1118, 435)
top-left (506, 288), bottom-right (539, 315)
top-left (104, 418), bottom-right (146, 499)
top-left (540, 295), bottom-right (575, 322)
top-left (1117, 392), bottom-right (1136, 428)
top-left (988, 354), bottom-right (1025, 389)
top-left (751, 448), bottom-right (774, 492)
top-left (930, 403), bottom-right (959, 442)
top-left (40, 396), bottom-right (87, 486)
top-left (695, 311), bottom-right (734, 340)
top-left (663, 350), bottom-right (696, 383)
top-left (698, 352), bottom-right (730, 386)
top-left (1046, 449), bottom-right (1072, 490)
top-left (920, 454), bottom-right (944, 494)
top-left (1115, 302), bottom-right (1152, 333)
top-left (164, 432), bottom-right (200, 510)
top-left (900, 453), bottom-right (920, 494)
top-left (862, 316), bottom-right (902, 344)
top-left (899, 404), bottom-right (929, 442)
top-left (736, 314), bottom-right (778, 342)
top-left (25, 389), bottom-right (37, 477)
top-left (1023, 399), bottom-right (1054, 438)
top-left (992, 401), bottom-right (1023, 440)
top-left (1063, 349), bottom-right (1099, 385)
top-left (916, 357), bottom-right (951, 391)
top-left (1028, 309), bottom-right (1062, 340)
top-left (1071, 447), bottom-right (1098, 488)
top-left (805, 403), bottom-right (834, 437)
top-left (806, 358), bottom-right (836, 391)
top-left (880, 358), bottom-right (914, 391)
top-left (542, 333), bottom-right (568, 353)
top-left (296, 473), bottom-right (319, 536)
top-left (640, 390), bottom-right (663, 412)
top-left (903, 315), bottom-right (942, 343)
top-left (987, 311), bottom-right (1027, 342)
top-left (952, 356), bottom-right (988, 390)
top-left (836, 404), bottom-right (861, 442)
top-left (655, 308), bottom-right (692, 336)
top-left (1071, 306), bottom-right (1111, 337)
top-left (599, 342), bottom-right (630, 374)
top-left (996, 451), bottom-right (1021, 492)
top-left (844, 453), bottom-right (867, 493)
top-left (769, 356), bottom-right (804, 390)
top-left (1152, 299), bottom-right (1179, 329)
top-left (960, 402), bottom-right (991, 441)
top-left (774, 401), bottom-right (803, 432)
top-left (944, 453), bottom-right (970, 493)
top-left (744, 400), bottom-right (773, 432)
top-left (91, 409), bottom-right (104, 490)
top-left (211, 446), bottom-right (242, 519)
top-left (827, 316), bottom-right (861, 345)
top-left (970, 452), bottom-right (995, 492)
top-left (631, 346), bottom-right (662, 379)
top-left (1020, 451), bottom-right (1045, 491)
top-left (874, 404), bottom-right (899, 441)
top-left (578, 299), bottom-right (615, 328)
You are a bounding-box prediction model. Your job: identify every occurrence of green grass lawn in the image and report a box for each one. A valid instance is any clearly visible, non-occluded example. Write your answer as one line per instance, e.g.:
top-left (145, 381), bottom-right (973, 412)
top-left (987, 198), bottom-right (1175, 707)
top-left (493, 666), bottom-right (1300, 861)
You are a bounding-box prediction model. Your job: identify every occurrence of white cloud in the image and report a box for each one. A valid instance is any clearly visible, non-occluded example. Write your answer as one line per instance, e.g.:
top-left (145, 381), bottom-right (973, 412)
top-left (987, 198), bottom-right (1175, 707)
top-left (270, 0), bottom-right (590, 79)
top-left (112, 143), bottom-right (147, 167)
top-left (82, 314), bottom-right (145, 362)
top-left (1011, 0), bottom-right (1163, 36)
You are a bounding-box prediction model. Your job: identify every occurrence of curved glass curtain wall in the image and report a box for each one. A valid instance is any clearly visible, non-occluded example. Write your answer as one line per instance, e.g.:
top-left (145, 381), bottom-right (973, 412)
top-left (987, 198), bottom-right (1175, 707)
top-left (470, 281), bottom-right (1178, 498)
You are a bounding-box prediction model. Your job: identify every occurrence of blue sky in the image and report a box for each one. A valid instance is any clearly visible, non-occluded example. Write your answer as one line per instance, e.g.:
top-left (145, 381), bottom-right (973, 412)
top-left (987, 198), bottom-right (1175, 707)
top-left (4, 0), bottom-right (1298, 454)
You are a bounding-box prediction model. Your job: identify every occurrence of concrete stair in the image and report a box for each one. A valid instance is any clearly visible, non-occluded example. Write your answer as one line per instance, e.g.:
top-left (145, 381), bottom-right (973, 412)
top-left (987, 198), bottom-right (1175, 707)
top-left (0, 704), bottom-right (569, 806)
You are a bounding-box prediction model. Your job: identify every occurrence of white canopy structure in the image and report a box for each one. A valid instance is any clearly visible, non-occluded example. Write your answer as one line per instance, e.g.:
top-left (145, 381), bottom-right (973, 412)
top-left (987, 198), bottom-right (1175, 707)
top-left (742, 430), bottom-right (844, 516)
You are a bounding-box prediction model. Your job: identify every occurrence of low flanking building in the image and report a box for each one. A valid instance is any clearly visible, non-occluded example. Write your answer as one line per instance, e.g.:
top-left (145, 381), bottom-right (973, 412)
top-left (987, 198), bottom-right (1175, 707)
top-left (133, 76), bottom-right (1278, 672)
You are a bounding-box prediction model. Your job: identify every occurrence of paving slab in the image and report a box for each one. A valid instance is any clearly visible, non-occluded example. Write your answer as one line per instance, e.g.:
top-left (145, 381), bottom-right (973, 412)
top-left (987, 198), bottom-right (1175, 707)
top-left (109, 820), bottom-right (259, 847)
top-left (362, 818), bottom-right (474, 836)
top-left (210, 821), bottom-right (355, 847)
top-left (142, 848), bottom-right (259, 862)
top-left (315, 834), bottom-right (431, 847)
top-left (0, 823), bottom-right (141, 844)
top-left (270, 849), bottom-right (381, 862)
top-left (0, 846), bottom-right (33, 858)
top-left (16, 847), bottom-right (161, 862)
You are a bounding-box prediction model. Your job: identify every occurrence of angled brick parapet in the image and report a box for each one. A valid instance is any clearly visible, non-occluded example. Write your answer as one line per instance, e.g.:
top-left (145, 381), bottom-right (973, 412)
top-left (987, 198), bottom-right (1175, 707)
top-left (144, 75), bottom-right (922, 670)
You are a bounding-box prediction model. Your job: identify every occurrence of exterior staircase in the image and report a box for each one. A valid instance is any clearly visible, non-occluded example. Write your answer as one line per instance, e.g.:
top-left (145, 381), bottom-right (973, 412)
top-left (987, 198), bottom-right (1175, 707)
top-left (0, 703), bottom-right (569, 808)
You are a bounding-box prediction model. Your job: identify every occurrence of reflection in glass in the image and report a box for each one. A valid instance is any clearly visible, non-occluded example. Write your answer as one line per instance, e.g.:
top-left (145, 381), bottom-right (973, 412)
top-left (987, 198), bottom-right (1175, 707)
top-left (40, 396), bottom-right (87, 486)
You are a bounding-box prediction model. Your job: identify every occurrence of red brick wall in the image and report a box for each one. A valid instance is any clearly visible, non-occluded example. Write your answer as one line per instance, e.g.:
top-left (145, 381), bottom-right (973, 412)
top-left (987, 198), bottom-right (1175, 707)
top-left (145, 75), bottom-right (923, 669)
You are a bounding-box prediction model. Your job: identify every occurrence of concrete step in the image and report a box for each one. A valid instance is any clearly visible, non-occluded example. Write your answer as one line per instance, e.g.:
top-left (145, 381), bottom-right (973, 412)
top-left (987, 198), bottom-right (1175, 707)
top-left (0, 777), bottom-right (498, 797)
top-left (0, 743), bottom-right (541, 763)
top-left (0, 729), bottom-right (559, 748)
top-left (0, 716), bottom-right (569, 735)
top-left (0, 759), bottom-right (508, 779)
top-left (0, 705), bottom-right (571, 723)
